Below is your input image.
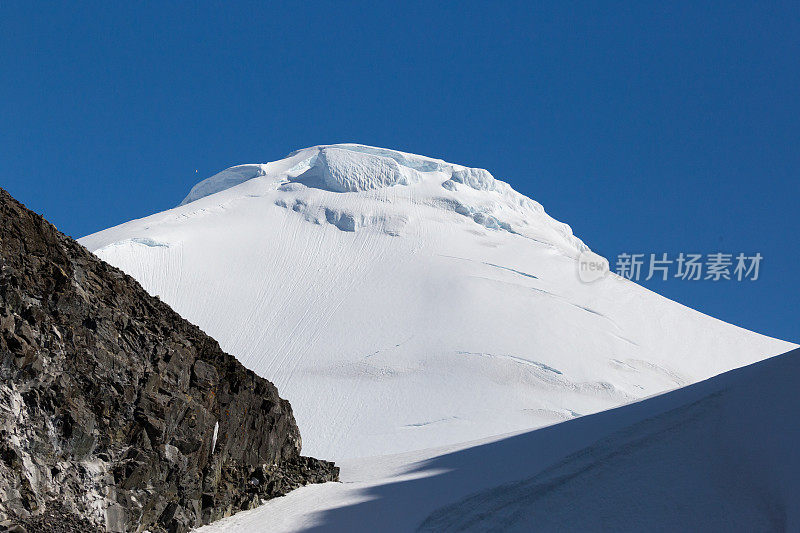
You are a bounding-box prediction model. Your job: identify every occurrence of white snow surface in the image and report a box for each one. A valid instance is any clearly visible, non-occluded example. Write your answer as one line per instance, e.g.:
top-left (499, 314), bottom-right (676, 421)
top-left (80, 143), bottom-right (795, 461)
top-left (196, 347), bottom-right (800, 532)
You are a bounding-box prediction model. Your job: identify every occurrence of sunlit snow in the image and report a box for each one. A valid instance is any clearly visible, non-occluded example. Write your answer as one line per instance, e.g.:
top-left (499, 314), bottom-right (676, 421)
top-left (80, 144), bottom-right (794, 462)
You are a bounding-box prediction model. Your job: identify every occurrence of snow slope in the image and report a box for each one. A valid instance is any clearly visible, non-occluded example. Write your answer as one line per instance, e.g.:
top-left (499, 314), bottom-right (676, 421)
top-left (79, 144), bottom-right (795, 460)
top-left (196, 347), bottom-right (800, 533)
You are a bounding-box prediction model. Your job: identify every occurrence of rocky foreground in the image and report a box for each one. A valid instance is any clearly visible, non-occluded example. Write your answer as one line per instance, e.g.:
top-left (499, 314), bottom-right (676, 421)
top-left (0, 188), bottom-right (338, 532)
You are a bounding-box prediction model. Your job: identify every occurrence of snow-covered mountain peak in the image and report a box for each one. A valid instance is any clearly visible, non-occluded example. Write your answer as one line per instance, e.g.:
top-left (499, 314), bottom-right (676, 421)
top-left (177, 143), bottom-right (589, 256)
top-left (182, 144), bottom-right (502, 202)
top-left (180, 144), bottom-right (448, 206)
top-left (80, 144), bottom-right (796, 460)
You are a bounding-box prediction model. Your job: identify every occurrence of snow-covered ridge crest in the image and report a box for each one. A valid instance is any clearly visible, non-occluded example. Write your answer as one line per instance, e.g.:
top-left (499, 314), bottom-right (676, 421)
top-left (177, 143), bottom-right (589, 256)
top-left (180, 164), bottom-right (268, 206)
top-left (181, 144), bottom-right (454, 203)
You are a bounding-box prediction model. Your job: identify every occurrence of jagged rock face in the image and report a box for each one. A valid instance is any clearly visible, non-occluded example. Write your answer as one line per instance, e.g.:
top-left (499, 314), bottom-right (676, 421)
top-left (0, 188), bottom-right (338, 532)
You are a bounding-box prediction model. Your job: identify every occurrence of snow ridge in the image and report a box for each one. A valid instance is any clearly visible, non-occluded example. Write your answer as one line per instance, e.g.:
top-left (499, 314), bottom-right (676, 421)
top-left (180, 164), bottom-right (268, 206)
top-left (176, 144), bottom-right (589, 256)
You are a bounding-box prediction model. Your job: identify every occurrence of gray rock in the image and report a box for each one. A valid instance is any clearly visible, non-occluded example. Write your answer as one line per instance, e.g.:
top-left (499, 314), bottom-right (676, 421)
top-left (0, 188), bottom-right (338, 532)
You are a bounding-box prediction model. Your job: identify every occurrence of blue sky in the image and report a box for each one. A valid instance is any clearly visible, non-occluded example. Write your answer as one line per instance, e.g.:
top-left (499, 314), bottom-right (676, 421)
top-left (1, 2), bottom-right (797, 343)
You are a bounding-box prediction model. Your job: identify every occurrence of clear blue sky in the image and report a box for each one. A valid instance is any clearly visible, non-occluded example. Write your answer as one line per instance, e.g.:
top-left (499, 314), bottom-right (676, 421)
top-left (2, 2), bottom-right (797, 343)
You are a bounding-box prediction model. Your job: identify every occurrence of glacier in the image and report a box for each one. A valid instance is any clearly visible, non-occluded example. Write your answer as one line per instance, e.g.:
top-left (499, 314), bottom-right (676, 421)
top-left (79, 143), bottom-right (795, 462)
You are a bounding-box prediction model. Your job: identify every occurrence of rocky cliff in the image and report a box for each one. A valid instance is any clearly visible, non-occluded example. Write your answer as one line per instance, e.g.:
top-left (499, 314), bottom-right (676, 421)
top-left (0, 188), bottom-right (338, 532)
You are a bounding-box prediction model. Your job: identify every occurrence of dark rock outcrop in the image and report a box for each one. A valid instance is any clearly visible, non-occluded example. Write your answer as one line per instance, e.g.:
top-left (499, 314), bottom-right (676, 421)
top-left (0, 188), bottom-right (338, 532)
